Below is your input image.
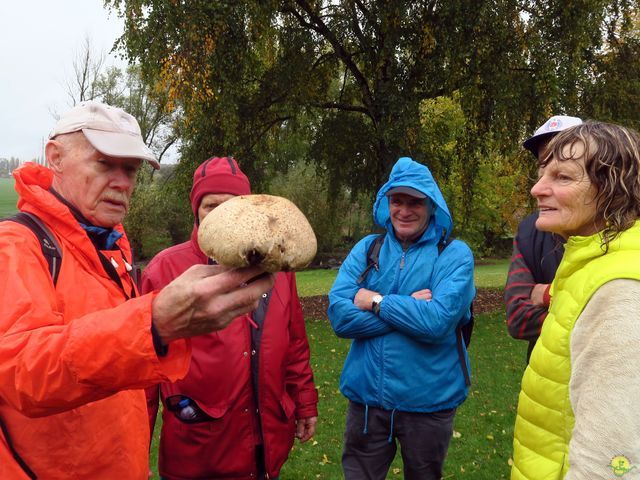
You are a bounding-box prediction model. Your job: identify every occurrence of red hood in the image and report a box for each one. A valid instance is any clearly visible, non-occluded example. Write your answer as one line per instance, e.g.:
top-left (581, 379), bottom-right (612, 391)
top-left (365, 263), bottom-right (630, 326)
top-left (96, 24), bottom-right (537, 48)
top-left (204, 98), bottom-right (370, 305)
top-left (189, 225), bottom-right (209, 263)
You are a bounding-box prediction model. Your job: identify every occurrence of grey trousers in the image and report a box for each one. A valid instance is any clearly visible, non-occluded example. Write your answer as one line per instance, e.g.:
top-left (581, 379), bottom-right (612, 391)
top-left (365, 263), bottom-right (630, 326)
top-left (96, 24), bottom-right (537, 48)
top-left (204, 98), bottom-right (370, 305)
top-left (342, 401), bottom-right (456, 480)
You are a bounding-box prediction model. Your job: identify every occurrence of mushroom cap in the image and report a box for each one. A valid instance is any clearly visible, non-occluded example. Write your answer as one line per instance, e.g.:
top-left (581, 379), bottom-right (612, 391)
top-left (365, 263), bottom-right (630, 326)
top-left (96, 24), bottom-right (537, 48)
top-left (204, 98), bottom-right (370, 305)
top-left (198, 194), bottom-right (317, 272)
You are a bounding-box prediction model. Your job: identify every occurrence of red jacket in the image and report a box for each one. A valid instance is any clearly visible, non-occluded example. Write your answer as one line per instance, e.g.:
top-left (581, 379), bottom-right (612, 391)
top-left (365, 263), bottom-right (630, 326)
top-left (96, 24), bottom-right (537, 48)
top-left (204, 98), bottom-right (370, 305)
top-left (142, 229), bottom-right (318, 479)
top-left (0, 163), bottom-right (190, 479)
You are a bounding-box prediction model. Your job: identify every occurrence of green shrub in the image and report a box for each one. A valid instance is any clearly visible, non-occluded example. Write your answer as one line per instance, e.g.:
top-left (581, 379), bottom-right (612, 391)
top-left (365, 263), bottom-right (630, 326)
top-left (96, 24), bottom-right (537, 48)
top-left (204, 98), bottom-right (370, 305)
top-left (125, 167), bottom-right (192, 261)
top-left (266, 163), bottom-right (373, 255)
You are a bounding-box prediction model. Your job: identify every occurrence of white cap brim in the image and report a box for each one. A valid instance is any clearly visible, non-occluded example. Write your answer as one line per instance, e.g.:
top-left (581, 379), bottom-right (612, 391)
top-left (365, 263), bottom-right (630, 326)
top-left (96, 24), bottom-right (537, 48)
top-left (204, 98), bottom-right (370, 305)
top-left (523, 115), bottom-right (583, 157)
top-left (83, 129), bottom-right (160, 169)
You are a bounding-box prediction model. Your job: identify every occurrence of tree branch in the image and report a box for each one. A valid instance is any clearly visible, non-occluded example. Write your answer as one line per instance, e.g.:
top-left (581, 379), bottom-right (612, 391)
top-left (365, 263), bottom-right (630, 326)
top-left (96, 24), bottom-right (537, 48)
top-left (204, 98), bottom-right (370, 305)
top-left (309, 101), bottom-right (371, 117)
top-left (241, 116), bottom-right (292, 156)
top-left (157, 136), bottom-right (177, 163)
top-left (287, 0), bottom-right (376, 121)
top-left (349, 0), bottom-right (377, 63)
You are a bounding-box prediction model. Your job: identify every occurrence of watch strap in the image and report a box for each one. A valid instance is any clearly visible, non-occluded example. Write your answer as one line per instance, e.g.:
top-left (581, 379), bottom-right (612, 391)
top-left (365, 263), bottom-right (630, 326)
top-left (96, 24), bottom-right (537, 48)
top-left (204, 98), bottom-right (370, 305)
top-left (372, 295), bottom-right (383, 314)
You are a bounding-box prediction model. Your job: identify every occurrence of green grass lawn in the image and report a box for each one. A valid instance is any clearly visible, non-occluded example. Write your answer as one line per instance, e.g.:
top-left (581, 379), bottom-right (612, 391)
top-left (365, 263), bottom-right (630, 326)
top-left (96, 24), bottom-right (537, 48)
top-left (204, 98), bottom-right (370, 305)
top-left (296, 269), bottom-right (340, 297)
top-left (475, 259), bottom-right (510, 289)
top-left (0, 177), bottom-right (18, 217)
top-left (149, 261), bottom-right (515, 479)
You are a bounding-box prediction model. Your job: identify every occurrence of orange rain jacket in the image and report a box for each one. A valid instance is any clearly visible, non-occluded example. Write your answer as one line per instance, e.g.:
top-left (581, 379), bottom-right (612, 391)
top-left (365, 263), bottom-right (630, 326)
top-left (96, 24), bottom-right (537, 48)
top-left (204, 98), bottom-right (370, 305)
top-left (0, 163), bottom-right (190, 479)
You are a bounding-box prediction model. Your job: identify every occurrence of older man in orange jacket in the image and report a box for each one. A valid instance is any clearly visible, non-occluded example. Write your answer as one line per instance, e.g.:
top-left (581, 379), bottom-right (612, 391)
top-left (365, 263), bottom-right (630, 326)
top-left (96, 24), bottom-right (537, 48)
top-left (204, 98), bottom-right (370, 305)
top-left (0, 101), bottom-right (274, 479)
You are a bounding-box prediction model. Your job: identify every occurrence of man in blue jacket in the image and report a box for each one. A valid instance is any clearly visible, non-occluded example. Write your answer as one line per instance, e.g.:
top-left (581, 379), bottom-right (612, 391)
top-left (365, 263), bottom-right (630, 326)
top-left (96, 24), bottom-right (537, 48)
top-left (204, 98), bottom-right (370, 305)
top-left (328, 156), bottom-right (475, 480)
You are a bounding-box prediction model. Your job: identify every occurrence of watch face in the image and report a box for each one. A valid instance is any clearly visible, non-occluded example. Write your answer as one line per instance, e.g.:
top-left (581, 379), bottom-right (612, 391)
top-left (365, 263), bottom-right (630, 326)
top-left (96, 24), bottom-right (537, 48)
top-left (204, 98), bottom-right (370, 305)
top-left (372, 294), bottom-right (383, 314)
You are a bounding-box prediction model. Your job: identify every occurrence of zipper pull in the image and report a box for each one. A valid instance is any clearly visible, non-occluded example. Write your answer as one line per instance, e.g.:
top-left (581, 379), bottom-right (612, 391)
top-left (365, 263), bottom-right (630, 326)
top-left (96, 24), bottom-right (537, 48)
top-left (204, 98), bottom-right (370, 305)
top-left (247, 316), bottom-right (259, 329)
top-left (400, 253), bottom-right (405, 269)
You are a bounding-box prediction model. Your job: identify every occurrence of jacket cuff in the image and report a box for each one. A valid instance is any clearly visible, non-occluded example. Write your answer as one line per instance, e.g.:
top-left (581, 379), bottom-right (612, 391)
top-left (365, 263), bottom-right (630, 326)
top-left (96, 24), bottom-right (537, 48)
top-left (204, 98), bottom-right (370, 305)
top-left (295, 388), bottom-right (319, 418)
top-left (151, 322), bottom-right (169, 357)
top-left (543, 284), bottom-right (551, 306)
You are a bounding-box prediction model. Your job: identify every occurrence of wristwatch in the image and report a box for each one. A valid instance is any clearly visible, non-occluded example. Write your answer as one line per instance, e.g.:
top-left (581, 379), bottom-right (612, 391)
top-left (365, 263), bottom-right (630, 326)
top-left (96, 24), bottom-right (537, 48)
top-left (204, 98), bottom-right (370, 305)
top-left (371, 294), bottom-right (384, 315)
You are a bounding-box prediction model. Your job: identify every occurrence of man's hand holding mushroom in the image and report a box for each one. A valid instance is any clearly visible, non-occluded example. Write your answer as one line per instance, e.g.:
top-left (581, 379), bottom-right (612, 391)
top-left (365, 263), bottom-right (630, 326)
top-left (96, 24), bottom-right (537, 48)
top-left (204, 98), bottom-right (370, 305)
top-left (152, 264), bottom-right (275, 344)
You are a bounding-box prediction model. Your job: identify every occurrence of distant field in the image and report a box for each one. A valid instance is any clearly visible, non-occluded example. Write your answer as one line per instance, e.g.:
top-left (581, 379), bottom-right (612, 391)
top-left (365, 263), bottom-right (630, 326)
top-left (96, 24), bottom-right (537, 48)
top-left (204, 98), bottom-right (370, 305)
top-left (0, 177), bottom-right (18, 217)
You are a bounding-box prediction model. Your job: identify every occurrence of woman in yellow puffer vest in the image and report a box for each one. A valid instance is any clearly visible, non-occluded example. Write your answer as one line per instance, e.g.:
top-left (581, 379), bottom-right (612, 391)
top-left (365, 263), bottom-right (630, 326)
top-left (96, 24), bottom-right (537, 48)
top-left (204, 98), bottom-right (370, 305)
top-left (511, 121), bottom-right (640, 480)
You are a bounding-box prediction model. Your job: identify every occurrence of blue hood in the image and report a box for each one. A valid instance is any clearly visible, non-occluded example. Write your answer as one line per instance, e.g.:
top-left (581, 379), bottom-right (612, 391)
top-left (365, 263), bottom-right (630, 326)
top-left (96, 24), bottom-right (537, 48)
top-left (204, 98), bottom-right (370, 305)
top-left (373, 157), bottom-right (453, 239)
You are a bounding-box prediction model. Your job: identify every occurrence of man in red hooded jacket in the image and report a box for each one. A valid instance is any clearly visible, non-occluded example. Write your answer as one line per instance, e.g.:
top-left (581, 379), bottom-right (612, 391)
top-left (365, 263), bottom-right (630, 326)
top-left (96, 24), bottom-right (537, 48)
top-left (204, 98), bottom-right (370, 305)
top-left (142, 156), bottom-right (318, 480)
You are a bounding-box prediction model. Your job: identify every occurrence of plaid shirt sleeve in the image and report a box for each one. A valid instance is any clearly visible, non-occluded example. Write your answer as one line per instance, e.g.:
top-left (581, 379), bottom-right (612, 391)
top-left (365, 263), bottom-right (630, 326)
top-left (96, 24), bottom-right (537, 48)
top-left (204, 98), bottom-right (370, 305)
top-left (504, 238), bottom-right (549, 341)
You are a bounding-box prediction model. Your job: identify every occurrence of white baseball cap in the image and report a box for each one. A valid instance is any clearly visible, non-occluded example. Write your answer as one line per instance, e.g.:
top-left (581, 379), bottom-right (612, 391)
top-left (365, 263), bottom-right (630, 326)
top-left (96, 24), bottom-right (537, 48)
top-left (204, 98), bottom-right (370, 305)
top-left (49, 100), bottom-right (160, 169)
top-left (522, 115), bottom-right (583, 157)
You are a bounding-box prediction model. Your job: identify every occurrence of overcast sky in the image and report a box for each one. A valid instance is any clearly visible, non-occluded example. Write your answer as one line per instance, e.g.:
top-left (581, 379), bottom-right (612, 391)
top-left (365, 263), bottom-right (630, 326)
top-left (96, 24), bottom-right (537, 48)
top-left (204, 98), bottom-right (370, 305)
top-left (0, 0), bottom-right (125, 161)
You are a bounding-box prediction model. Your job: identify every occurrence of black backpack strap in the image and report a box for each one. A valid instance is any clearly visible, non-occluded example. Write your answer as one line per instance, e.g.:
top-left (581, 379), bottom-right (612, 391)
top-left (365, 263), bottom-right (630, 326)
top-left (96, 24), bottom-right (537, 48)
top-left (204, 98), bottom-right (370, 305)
top-left (0, 416), bottom-right (37, 479)
top-left (437, 229), bottom-right (472, 386)
top-left (462, 304), bottom-right (474, 347)
top-left (0, 416), bottom-right (37, 478)
top-left (356, 233), bottom-right (385, 284)
top-left (455, 324), bottom-right (472, 387)
top-left (0, 213), bottom-right (56, 478)
top-left (4, 212), bottom-right (62, 286)
top-left (437, 229), bottom-right (451, 255)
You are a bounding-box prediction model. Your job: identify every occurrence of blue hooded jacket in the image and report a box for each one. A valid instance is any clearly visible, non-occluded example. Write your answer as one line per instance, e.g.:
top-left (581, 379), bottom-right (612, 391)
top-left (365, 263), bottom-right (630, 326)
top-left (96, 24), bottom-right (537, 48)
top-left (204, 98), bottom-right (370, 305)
top-left (328, 157), bottom-right (475, 412)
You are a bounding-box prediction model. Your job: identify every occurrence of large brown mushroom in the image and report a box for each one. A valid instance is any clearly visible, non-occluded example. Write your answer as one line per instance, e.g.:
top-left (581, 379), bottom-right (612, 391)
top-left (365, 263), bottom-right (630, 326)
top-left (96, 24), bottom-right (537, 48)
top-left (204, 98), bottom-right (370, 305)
top-left (198, 194), bottom-right (317, 272)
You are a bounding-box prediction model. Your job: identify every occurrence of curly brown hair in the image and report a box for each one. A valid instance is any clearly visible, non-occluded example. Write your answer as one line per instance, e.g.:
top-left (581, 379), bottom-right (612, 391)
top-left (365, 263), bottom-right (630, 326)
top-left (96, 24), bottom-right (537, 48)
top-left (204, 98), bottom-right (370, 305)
top-left (540, 121), bottom-right (640, 249)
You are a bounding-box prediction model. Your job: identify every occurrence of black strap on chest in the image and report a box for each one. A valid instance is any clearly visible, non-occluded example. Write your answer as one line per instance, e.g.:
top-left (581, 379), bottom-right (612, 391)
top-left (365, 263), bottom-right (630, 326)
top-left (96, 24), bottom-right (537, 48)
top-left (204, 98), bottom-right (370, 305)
top-left (357, 231), bottom-right (452, 285)
top-left (97, 251), bottom-right (137, 300)
top-left (3, 212), bottom-right (62, 286)
top-left (0, 417), bottom-right (37, 478)
top-left (356, 233), bottom-right (386, 284)
top-left (2, 212), bottom-right (136, 299)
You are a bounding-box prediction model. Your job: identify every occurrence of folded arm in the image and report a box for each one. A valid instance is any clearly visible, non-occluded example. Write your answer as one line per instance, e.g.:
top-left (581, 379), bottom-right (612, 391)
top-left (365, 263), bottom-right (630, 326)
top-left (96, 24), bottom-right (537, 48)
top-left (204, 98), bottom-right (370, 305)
top-left (328, 237), bottom-right (394, 339)
top-left (379, 241), bottom-right (475, 342)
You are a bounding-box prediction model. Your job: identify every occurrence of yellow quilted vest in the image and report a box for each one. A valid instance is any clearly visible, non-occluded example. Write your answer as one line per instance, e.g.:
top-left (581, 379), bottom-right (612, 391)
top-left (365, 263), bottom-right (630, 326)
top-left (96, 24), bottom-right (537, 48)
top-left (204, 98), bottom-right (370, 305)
top-left (511, 221), bottom-right (640, 480)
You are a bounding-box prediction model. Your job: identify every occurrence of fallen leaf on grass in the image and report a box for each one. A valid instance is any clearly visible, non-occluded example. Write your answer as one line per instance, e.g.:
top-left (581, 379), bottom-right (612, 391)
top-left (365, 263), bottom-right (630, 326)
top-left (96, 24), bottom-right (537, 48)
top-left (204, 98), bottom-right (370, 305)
top-left (320, 453), bottom-right (332, 465)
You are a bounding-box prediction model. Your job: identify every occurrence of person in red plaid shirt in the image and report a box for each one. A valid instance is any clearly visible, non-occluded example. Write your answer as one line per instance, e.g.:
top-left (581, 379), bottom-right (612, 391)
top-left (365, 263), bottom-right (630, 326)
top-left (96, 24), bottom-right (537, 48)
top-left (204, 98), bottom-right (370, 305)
top-left (504, 115), bottom-right (581, 362)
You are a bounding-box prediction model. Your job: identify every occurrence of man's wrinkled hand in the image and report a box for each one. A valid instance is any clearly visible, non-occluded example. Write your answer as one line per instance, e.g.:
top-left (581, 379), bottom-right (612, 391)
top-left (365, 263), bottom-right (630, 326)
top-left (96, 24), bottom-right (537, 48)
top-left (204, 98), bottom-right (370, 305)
top-left (354, 288), bottom-right (378, 311)
top-left (296, 416), bottom-right (317, 443)
top-left (151, 264), bottom-right (275, 344)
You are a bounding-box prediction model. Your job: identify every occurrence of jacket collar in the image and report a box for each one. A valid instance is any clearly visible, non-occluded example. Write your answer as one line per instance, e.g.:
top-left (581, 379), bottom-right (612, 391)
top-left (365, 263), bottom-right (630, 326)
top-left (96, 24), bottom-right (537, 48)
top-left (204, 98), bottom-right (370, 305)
top-left (190, 225), bottom-right (211, 264)
top-left (13, 163), bottom-right (131, 273)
